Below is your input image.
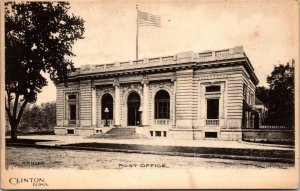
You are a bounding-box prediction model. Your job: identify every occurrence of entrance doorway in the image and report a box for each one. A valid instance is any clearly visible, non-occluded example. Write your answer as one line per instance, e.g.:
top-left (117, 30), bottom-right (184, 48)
top-left (127, 92), bottom-right (141, 126)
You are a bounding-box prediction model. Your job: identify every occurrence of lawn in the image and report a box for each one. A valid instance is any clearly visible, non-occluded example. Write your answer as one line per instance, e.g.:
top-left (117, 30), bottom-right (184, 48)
top-left (6, 146), bottom-right (294, 170)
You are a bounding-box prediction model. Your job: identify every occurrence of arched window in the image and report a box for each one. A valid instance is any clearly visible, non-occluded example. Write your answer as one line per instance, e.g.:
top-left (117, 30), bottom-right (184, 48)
top-left (155, 90), bottom-right (170, 119)
top-left (101, 94), bottom-right (113, 119)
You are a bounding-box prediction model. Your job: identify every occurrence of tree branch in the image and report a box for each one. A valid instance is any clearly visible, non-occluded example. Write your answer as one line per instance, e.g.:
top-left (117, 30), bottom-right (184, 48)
top-left (5, 105), bottom-right (13, 126)
top-left (16, 100), bottom-right (28, 126)
top-left (12, 93), bottom-right (19, 120)
top-left (6, 89), bottom-right (11, 112)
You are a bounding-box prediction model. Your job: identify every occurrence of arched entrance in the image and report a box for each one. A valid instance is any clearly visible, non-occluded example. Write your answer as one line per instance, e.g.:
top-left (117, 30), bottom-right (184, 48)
top-left (127, 92), bottom-right (141, 126)
top-left (101, 94), bottom-right (113, 120)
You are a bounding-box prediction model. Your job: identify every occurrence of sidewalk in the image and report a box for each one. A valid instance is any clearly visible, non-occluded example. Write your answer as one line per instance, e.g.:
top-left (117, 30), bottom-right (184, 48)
top-left (6, 135), bottom-right (295, 163)
top-left (9, 135), bottom-right (294, 150)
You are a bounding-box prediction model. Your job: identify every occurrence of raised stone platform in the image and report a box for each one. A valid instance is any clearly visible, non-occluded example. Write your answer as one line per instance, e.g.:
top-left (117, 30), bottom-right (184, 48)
top-left (88, 128), bottom-right (149, 139)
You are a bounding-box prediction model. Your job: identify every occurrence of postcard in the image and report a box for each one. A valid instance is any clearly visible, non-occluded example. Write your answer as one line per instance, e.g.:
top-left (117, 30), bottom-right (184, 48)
top-left (1, 0), bottom-right (299, 189)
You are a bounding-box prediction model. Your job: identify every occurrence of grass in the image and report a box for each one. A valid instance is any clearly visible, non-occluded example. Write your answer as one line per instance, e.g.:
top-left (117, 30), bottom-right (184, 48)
top-left (6, 138), bottom-right (55, 144)
top-left (6, 146), bottom-right (294, 170)
top-left (63, 142), bottom-right (295, 160)
top-left (5, 131), bottom-right (55, 136)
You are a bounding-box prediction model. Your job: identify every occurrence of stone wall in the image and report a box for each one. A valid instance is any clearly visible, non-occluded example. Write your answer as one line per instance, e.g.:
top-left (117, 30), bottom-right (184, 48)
top-left (56, 83), bottom-right (80, 127)
top-left (175, 69), bottom-right (193, 129)
top-left (79, 80), bottom-right (92, 126)
top-left (242, 129), bottom-right (294, 144)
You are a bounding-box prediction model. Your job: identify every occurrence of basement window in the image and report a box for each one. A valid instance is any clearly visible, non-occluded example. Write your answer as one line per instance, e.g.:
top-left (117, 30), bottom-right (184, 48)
top-left (150, 131), bottom-right (153, 136)
top-left (163, 131), bottom-right (167, 137)
top-left (155, 131), bottom-right (161, 137)
top-left (67, 129), bottom-right (75, 135)
top-left (205, 132), bottom-right (217, 138)
top-left (96, 130), bottom-right (102, 133)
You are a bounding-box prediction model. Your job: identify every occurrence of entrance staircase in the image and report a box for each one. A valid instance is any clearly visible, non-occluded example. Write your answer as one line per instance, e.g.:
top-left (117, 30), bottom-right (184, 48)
top-left (106, 128), bottom-right (136, 136)
top-left (88, 128), bottom-right (149, 139)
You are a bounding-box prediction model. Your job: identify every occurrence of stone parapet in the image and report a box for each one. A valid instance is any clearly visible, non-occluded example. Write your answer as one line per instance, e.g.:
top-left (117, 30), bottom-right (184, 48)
top-left (70, 46), bottom-right (247, 76)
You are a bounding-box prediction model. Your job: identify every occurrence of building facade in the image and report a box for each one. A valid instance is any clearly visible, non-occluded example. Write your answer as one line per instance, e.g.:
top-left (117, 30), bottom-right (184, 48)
top-left (55, 46), bottom-right (259, 140)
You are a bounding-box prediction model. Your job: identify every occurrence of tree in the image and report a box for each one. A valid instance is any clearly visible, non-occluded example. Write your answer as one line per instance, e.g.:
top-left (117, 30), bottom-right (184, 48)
top-left (266, 60), bottom-right (294, 127)
top-left (5, 2), bottom-right (84, 140)
top-left (18, 102), bottom-right (56, 133)
top-left (40, 102), bottom-right (56, 131)
top-left (255, 86), bottom-right (270, 107)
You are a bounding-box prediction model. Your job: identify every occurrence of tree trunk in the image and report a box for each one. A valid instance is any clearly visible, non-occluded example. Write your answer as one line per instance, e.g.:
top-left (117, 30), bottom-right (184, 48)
top-left (11, 123), bottom-right (18, 141)
top-left (6, 94), bottom-right (28, 142)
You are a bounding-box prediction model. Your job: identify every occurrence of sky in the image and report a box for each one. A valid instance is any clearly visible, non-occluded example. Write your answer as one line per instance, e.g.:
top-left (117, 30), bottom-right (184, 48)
top-left (36, 0), bottom-right (298, 104)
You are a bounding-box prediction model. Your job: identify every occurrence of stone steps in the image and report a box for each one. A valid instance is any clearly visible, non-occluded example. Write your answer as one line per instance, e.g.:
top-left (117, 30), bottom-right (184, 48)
top-left (88, 134), bottom-right (148, 139)
top-left (106, 128), bottom-right (136, 136)
top-left (88, 128), bottom-right (148, 139)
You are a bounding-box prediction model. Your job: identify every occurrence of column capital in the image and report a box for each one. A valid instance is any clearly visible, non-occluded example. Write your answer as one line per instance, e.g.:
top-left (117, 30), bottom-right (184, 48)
top-left (141, 75), bottom-right (149, 85)
top-left (141, 79), bottom-right (149, 85)
top-left (113, 78), bottom-right (120, 87)
top-left (171, 76), bottom-right (177, 82)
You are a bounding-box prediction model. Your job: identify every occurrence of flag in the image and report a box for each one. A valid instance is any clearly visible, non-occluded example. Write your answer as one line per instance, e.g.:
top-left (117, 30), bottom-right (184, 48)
top-left (138, 10), bottom-right (161, 27)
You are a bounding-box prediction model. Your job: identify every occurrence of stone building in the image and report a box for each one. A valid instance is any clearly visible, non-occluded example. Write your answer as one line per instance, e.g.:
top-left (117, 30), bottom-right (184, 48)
top-left (254, 97), bottom-right (268, 125)
top-left (54, 46), bottom-right (259, 140)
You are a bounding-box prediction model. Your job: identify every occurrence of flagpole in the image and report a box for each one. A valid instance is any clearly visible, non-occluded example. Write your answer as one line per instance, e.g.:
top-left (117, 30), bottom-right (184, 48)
top-left (136, 5), bottom-right (139, 60)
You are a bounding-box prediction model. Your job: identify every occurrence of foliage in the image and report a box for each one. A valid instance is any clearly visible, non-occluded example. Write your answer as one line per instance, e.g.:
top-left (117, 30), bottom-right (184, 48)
top-left (5, 2), bottom-right (84, 140)
top-left (255, 86), bottom-right (270, 107)
top-left (19, 102), bottom-right (56, 132)
top-left (266, 60), bottom-right (294, 127)
top-left (6, 102), bottom-right (56, 133)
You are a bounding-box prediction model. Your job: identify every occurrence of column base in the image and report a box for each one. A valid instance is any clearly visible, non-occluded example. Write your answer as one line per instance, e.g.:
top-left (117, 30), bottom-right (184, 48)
top-left (114, 125), bottom-right (121, 128)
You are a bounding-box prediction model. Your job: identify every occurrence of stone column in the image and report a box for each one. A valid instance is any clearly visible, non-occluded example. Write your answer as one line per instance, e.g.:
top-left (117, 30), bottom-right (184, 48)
top-left (219, 83), bottom-right (225, 127)
top-left (172, 76), bottom-right (177, 128)
top-left (142, 79), bottom-right (149, 126)
top-left (114, 80), bottom-right (121, 127)
top-left (91, 85), bottom-right (97, 127)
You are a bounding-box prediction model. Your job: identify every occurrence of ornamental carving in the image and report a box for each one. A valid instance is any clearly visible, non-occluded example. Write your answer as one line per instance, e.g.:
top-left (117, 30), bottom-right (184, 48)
top-left (113, 78), bottom-right (120, 87)
top-left (199, 74), bottom-right (228, 80)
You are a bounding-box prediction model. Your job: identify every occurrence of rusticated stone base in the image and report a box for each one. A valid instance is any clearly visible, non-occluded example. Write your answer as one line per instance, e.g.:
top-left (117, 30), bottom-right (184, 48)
top-left (169, 128), bottom-right (242, 141)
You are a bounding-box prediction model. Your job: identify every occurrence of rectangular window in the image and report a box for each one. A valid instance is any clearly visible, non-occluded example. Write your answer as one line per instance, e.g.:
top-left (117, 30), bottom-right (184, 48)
top-left (207, 99), bottom-right (219, 119)
top-left (155, 102), bottom-right (170, 119)
top-left (155, 131), bottom-right (161, 137)
top-left (70, 104), bottom-right (77, 120)
top-left (206, 85), bottom-right (220, 92)
top-left (68, 95), bottom-right (77, 100)
top-left (150, 131), bottom-right (153, 136)
top-left (67, 129), bottom-right (75, 135)
top-left (205, 132), bottom-right (217, 138)
top-left (163, 131), bottom-right (167, 137)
